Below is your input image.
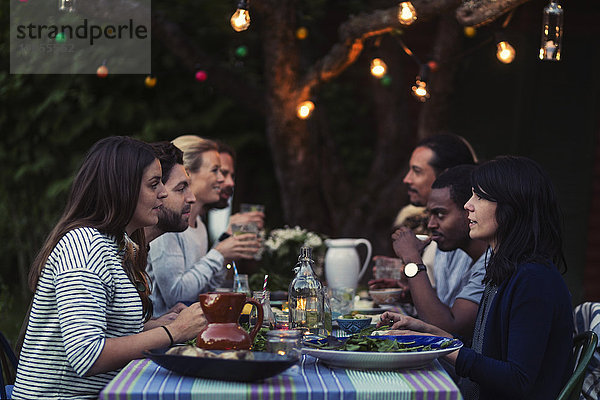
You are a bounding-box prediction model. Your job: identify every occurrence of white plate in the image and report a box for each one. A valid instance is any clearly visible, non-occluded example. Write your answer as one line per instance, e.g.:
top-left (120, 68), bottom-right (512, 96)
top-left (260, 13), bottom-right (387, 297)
top-left (302, 335), bottom-right (462, 370)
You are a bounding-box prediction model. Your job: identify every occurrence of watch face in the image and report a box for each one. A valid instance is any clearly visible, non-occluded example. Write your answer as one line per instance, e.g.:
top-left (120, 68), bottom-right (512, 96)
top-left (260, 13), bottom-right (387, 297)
top-left (405, 263), bottom-right (418, 278)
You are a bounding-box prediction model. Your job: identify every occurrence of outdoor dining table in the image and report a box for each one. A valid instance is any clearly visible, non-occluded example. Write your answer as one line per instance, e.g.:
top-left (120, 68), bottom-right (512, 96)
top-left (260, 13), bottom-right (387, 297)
top-left (99, 353), bottom-right (462, 400)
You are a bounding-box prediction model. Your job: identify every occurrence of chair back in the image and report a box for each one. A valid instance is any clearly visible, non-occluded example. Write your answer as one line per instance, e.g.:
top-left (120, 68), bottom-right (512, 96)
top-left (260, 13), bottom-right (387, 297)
top-left (0, 332), bottom-right (17, 399)
top-left (556, 331), bottom-right (598, 400)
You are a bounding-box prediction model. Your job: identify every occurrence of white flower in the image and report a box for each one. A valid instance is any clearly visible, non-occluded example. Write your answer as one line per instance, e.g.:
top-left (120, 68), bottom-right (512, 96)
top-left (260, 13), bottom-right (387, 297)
top-left (264, 226), bottom-right (324, 253)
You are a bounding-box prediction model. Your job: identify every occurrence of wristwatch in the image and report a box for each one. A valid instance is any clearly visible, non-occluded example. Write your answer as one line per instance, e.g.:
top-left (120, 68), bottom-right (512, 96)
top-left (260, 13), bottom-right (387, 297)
top-left (404, 262), bottom-right (426, 278)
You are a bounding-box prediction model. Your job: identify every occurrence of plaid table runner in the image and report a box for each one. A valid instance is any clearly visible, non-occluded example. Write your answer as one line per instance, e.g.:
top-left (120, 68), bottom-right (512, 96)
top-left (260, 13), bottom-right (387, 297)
top-left (100, 355), bottom-right (462, 400)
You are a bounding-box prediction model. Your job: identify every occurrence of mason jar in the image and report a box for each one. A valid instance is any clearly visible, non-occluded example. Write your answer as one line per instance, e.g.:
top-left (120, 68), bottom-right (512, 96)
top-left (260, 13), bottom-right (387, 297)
top-left (265, 329), bottom-right (302, 359)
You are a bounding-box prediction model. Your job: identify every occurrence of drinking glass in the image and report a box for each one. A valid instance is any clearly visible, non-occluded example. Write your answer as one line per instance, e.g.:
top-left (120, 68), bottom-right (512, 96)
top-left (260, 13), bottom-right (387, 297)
top-left (233, 274), bottom-right (251, 297)
top-left (231, 222), bottom-right (259, 237)
top-left (240, 203), bottom-right (265, 213)
top-left (374, 258), bottom-right (403, 280)
top-left (266, 329), bottom-right (301, 359)
top-left (328, 287), bottom-right (355, 319)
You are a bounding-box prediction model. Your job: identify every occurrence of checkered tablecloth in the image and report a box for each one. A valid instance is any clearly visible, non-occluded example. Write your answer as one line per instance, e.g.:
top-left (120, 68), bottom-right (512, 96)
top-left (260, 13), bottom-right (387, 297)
top-left (100, 354), bottom-right (462, 400)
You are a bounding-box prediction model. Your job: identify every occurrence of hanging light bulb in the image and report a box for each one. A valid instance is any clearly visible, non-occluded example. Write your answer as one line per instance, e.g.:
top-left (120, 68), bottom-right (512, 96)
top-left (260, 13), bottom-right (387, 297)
top-left (411, 64), bottom-right (430, 102)
top-left (230, 0), bottom-right (251, 32)
top-left (370, 58), bottom-right (387, 79)
top-left (58, 0), bottom-right (75, 12)
top-left (539, 0), bottom-right (563, 61)
top-left (398, 2), bottom-right (417, 25)
top-left (296, 100), bottom-right (315, 119)
top-left (411, 79), bottom-right (429, 102)
top-left (496, 38), bottom-right (516, 64)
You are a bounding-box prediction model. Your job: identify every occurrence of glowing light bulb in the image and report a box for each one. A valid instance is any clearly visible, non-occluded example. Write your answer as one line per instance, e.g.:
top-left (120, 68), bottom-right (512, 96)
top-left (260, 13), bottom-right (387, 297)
top-left (230, 7), bottom-right (250, 32)
top-left (411, 79), bottom-right (429, 102)
top-left (58, 0), bottom-right (74, 12)
top-left (370, 58), bottom-right (387, 79)
top-left (496, 41), bottom-right (515, 64)
top-left (96, 65), bottom-right (108, 78)
top-left (297, 101), bottom-right (315, 119)
top-left (539, 0), bottom-right (563, 61)
top-left (144, 76), bottom-right (157, 88)
top-left (398, 2), bottom-right (417, 25)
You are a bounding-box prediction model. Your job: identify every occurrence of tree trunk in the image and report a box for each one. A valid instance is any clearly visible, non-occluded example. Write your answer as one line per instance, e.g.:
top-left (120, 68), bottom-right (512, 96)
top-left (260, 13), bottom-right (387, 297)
top-left (261, 2), bottom-right (334, 233)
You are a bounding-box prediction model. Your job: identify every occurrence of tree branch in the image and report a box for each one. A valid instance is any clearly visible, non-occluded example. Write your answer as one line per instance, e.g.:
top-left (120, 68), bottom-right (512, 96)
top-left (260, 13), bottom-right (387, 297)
top-left (455, 0), bottom-right (531, 27)
top-left (298, 0), bottom-right (461, 94)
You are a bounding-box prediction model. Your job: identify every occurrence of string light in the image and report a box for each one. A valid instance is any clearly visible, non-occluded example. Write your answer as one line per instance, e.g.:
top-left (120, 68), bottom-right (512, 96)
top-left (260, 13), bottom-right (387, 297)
top-left (539, 0), bottom-right (563, 61)
top-left (296, 100), bottom-right (315, 119)
top-left (58, 0), bottom-right (74, 12)
top-left (230, 0), bottom-right (251, 32)
top-left (195, 70), bottom-right (208, 82)
top-left (398, 2), bottom-right (417, 25)
top-left (96, 64), bottom-right (108, 78)
top-left (496, 40), bottom-right (516, 64)
top-left (370, 58), bottom-right (387, 78)
top-left (296, 27), bottom-right (308, 40)
top-left (464, 27), bottom-right (476, 38)
top-left (144, 76), bottom-right (157, 88)
top-left (411, 64), bottom-right (430, 102)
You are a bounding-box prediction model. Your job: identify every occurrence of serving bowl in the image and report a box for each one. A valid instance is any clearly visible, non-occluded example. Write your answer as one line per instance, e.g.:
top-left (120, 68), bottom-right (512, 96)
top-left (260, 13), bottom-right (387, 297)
top-left (369, 288), bottom-right (403, 305)
top-left (335, 317), bottom-right (372, 334)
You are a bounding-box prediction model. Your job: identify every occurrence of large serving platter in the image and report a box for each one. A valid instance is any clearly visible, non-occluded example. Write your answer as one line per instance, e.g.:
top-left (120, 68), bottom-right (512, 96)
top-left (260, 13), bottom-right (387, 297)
top-left (302, 335), bottom-right (462, 370)
top-left (144, 348), bottom-right (298, 382)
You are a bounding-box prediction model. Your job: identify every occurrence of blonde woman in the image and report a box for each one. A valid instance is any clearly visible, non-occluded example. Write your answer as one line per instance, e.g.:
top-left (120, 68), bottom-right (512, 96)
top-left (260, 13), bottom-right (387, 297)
top-left (147, 135), bottom-right (260, 317)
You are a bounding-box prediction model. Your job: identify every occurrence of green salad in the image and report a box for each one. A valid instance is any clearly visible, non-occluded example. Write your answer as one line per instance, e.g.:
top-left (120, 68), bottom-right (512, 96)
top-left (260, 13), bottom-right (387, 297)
top-left (310, 327), bottom-right (459, 353)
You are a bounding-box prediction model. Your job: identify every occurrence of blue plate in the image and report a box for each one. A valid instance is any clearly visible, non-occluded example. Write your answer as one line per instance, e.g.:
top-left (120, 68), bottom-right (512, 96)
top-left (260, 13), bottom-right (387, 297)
top-left (302, 335), bottom-right (462, 370)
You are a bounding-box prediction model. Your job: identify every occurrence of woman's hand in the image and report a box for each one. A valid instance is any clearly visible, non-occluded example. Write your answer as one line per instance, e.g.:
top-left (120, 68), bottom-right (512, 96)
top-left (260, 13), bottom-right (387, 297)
top-left (167, 302), bottom-right (207, 343)
top-left (378, 311), bottom-right (451, 337)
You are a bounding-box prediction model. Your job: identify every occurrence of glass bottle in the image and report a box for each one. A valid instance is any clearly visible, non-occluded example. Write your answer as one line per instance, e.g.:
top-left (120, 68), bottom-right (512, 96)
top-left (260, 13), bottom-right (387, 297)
top-left (322, 287), bottom-right (333, 336)
top-left (288, 246), bottom-right (324, 335)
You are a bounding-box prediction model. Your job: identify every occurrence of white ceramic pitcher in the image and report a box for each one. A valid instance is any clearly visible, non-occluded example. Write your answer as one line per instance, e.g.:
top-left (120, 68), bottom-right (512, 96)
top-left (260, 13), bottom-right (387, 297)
top-left (324, 238), bottom-right (372, 289)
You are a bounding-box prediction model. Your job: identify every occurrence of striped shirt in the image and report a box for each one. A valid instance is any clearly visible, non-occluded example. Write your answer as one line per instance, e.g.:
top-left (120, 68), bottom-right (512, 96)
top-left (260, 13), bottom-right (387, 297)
top-left (12, 227), bottom-right (144, 400)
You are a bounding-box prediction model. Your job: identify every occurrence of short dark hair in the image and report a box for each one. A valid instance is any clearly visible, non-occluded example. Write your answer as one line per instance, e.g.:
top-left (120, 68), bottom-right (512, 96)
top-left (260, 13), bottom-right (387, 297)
top-left (471, 156), bottom-right (566, 285)
top-left (417, 134), bottom-right (476, 176)
top-left (431, 164), bottom-right (476, 209)
top-left (216, 140), bottom-right (236, 163)
top-left (151, 141), bottom-right (184, 184)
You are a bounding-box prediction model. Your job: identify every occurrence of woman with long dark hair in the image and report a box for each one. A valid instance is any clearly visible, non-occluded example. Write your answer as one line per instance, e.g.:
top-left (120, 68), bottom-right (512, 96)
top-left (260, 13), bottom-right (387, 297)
top-left (380, 156), bottom-right (574, 399)
top-left (13, 136), bottom-right (206, 400)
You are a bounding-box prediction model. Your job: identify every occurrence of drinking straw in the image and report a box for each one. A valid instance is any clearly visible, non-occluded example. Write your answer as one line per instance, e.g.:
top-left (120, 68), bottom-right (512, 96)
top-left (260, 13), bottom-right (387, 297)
top-left (261, 274), bottom-right (268, 303)
top-left (228, 262), bottom-right (240, 291)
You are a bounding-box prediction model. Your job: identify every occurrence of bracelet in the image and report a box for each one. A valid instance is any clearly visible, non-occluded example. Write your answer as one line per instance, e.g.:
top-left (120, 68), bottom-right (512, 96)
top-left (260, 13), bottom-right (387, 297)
top-left (161, 325), bottom-right (174, 347)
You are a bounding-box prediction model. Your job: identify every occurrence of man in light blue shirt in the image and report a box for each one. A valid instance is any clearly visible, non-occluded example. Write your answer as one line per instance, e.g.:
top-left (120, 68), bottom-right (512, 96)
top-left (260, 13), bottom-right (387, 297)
top-left (374, 165), bottom-right (487, 341)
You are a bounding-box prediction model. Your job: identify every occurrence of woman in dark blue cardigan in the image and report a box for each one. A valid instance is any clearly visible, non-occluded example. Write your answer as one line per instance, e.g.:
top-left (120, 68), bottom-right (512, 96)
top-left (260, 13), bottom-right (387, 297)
top-left (382, 156), bottom-right (574, 399)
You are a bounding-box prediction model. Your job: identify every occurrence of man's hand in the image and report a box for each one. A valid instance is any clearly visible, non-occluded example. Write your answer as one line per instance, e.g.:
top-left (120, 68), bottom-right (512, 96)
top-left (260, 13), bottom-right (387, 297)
top-left (391, 227), bottom-right (430, 263)
top-left (368, 278), bottom-right (401, 289)
top-left (228, 211), bottom-right (265, 231)
top-left (215, 234), bottom-right (261, 260)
